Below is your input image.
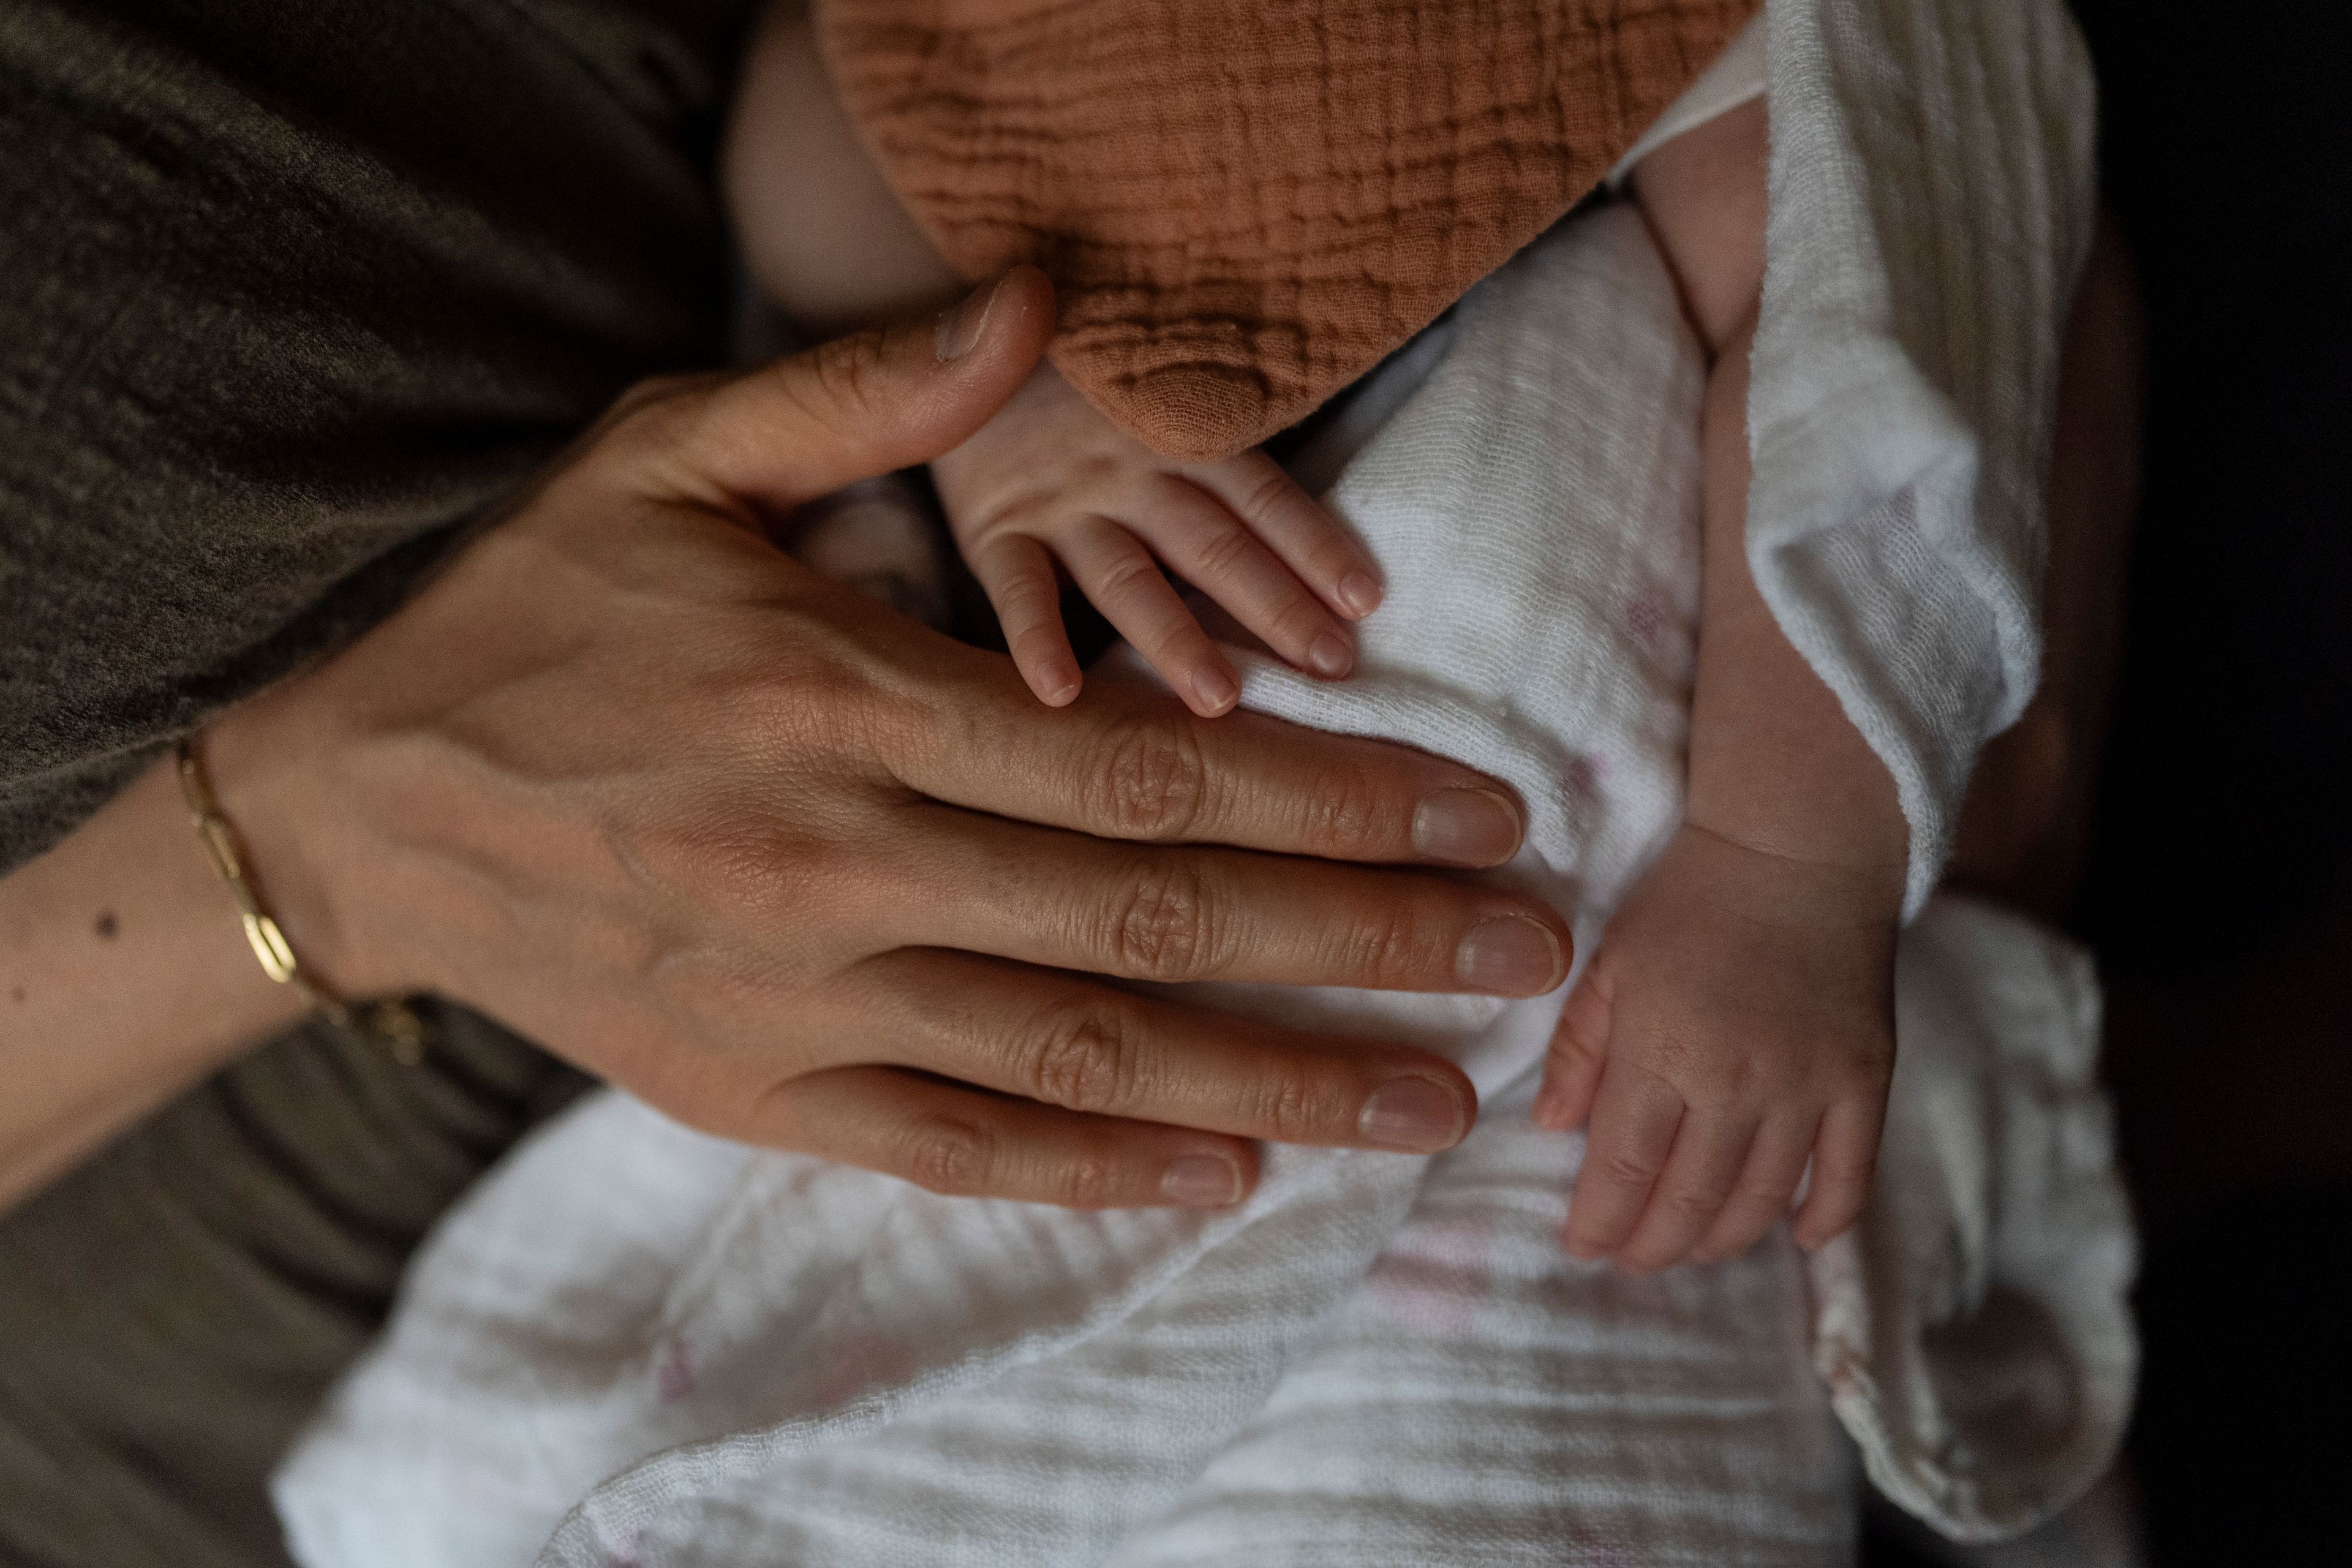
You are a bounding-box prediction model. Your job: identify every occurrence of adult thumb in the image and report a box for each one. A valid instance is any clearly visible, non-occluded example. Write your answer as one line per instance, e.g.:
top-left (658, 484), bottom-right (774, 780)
top-left (655, 265), bottom-right (1054, 514)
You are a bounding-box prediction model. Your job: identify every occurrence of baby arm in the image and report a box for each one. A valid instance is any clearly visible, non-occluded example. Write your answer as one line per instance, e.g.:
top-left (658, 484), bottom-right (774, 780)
top-left (1534, 100), bottom-right (1905, 1272)
top-left (726, 4), bottom-right (1381, 716)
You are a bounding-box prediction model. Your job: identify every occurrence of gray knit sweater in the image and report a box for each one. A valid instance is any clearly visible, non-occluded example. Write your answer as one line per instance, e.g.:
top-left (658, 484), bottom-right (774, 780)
top-left (0, 0), bottom-right (750, 875)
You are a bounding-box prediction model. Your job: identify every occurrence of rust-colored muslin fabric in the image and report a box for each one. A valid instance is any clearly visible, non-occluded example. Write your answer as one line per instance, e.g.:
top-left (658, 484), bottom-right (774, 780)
top-left (819, 0), bottom-right (1759, 459)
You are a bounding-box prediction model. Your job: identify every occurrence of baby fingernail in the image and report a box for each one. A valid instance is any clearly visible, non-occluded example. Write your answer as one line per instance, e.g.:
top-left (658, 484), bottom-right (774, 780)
top-left (1161, 1154), bottom-right (1242, 1207)
top-left (1455, 915), bottom-right (1564, 995)
top-left (935, 274), bottom-right (1005, 361)
top-left (1410, 787), bottom-right (1521, 865)
top-left (1306, 631), bottom-right (1353, 677)
top-left (1357, 1076), bottom-right (1467, 1152)
top-left (1338, 570), bottom-right (1382, 618)
top-left (1192, 665), bottom-right (1238, 712)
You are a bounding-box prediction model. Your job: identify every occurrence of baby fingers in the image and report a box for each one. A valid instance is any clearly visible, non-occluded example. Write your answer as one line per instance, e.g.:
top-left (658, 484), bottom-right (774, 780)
top-left (1610, 1110), bottom-right (1760, 1273)
top-left (1532, 976), bottom-right (1612, 1133)
top-left (969, 533), bottom-right (1082, 706)
top-left (1561, 1063), bottom-right (1683, 1262)
top-left (1185, 452), bottom-right (1383, 620)
top-left (1119, 472), bottom-right (1360, 680)
top-left (1690, 1114), bottom-right (1821, 1262)
top-left (1790, 1095), bottom-right (1885, 1250)
top-left (1057, 516), bottom-right (1241, 716)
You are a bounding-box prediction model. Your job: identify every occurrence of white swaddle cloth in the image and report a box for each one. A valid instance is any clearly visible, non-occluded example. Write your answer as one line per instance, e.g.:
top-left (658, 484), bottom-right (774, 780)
top-left (276, 1), bottom-right (2130, 1560)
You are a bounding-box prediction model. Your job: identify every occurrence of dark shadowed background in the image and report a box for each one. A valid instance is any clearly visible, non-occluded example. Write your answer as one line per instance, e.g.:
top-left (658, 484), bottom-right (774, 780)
top-left (1873, 3), bottom-right (2352, 1562)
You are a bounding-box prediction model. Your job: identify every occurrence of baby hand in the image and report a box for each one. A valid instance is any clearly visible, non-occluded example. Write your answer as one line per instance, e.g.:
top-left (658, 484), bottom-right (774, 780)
top-left (928, 361), bottom-right (1384, 715)
top-left (1533, 824), bottom-right (1898, 1272)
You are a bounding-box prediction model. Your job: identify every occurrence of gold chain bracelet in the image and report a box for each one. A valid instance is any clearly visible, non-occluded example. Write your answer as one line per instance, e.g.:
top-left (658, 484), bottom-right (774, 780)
top-left (175, 737), bottom-right (428, 1066)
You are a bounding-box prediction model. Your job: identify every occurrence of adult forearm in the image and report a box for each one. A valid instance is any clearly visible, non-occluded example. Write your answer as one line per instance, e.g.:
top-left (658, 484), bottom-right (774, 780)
top-left (0, 753), bottom-right (303, 1212)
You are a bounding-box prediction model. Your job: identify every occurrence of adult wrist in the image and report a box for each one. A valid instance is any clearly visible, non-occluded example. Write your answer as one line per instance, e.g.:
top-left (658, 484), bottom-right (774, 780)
top-left (196, 668), bottom-right (433, 1008)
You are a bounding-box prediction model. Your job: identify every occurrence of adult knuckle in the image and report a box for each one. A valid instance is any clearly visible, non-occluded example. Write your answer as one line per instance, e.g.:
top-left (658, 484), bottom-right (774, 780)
top-left (805, 330), bottom-right (892, 420)
top-left (1053, 1151), bottom-right (1124, 1209)
top-left (606, 378), bottom-right (704, 456)
top-left (1087, 716), bottom-right (1213, 840)
top-left (900, 1114), bottom-right (997, 1196)
top-left (643, 811), bottom-right (785, 908)
top-left (1299, 766), bottom-right (1389, 858)
top-left (1250, 1060), bottom-right (1349, 1144)
top-left (609, 372), bottom-right (698, 426)
top-left (1103, 860), bottom-right (1225, 979)
top-left (1028, 1006), bottom-right (1144, 1115)
top-left (1332, 902), bottom-right (1426, 985)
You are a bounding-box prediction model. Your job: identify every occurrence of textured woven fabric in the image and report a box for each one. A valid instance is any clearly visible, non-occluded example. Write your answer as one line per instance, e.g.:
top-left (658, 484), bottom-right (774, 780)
top-left (818, 0), bottom-right (1759, 459)
top-left (276, 163), bottom-right (2130, 1559)
top-left (279, 205), bottom-right (1858, 1568)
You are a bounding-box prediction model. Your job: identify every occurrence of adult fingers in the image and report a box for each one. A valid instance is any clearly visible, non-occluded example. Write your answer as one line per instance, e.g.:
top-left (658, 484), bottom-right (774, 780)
top-left (630, 266), bottom-right (1057, 517)
top-left (846, 948), bottom-right (1476, 1154)
top-left (748, 1064), bottom-right (1260, 1208)
top-left (1121, 476), bottom-right (1356, 678)
top-left (1790, 1095), bottom-right (1885, 1250)
top-left (889, 805), bottom-right (1570, 995)
top-left (1058, 516), bottom-right (1240, 717)
top-left (1185, 450), bottom-right (1384, 620)
top-left (968, 532), bottom-right (1082, 705)
top-left (1562, 1063), bottom-right (1684, 1261)
top-left (1691, 1113), bottom-right (1820, 1262)
top-left (1611, 1112), bottom-right (1758, 1273)
top-left (890, 667), bottom-right (1531, 869)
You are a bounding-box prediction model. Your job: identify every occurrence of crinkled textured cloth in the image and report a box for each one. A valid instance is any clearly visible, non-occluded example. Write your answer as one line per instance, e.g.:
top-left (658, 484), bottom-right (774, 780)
top-left (274, 29), bottom-right (2133, 1540)
top-left (819, 0), bottom-right (1760, 459)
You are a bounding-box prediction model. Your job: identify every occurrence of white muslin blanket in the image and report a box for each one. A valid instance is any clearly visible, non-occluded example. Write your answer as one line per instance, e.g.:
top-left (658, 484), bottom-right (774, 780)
top-left (276, 1), bottom-right (2130, 1561)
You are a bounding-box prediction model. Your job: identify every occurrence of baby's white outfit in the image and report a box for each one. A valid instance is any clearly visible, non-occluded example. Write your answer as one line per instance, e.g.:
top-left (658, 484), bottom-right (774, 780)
top-left (274, 2), bottom-right (2132, 1562)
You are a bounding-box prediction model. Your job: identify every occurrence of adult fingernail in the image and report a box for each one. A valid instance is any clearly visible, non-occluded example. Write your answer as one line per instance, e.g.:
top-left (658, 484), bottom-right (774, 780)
top-left (935, 274), bottom-right (1005, 361)
top-left (1161, 1154), bottom-right (1243, 1207)
top-left (1410, 787), bottom-right (1521, 865)
top-left (1338, 570), bottom-right (1382, 618)
top-left (1306, 631), bottom-right (1352, 677)
top-left (1357, 1076), bottom-right (1467, 1152)
top-left (1193, 665), bottom-right (1238, 713)
top-left (1455, 914), bottom-right (1564, 995)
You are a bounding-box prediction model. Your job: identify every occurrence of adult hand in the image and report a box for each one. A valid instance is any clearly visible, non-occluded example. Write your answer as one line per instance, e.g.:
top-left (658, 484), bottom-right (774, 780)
top-left (203, 269), bottom-right (1573, 1210)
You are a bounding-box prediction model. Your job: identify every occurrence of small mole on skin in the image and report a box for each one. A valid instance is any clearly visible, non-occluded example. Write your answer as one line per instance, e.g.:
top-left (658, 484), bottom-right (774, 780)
top-left (9, 986), bottom-right (23, 1005)
top-left (94, 910), bottom-right (119, 940)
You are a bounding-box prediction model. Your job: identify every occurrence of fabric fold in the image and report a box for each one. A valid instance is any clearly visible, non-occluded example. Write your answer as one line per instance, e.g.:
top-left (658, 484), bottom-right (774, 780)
top-left (277, 94), bottom-right (2133, 1547)
top-left (1746, 0), bottom-right (2099, 914)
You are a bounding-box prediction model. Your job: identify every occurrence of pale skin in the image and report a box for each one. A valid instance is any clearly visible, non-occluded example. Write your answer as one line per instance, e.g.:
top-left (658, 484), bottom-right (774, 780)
top-left (731, 10), bottom-right (1901, 1270)
top-left (0, 271), bottom-right (1589, 1216)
